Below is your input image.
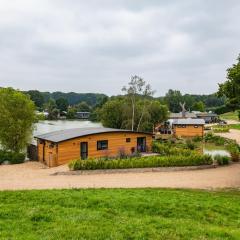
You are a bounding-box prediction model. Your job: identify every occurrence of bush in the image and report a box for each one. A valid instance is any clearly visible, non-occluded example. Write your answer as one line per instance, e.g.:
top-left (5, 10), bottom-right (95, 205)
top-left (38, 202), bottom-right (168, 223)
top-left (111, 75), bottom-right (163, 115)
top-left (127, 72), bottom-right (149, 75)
top-left (69, 154), bottom-right (213, 171)
top-left (204, 133), bottom-right (226, 146)
top-left (185, 139), bottom-right (196, 150)
top-left (192, 136), bottom-right (202, 143)
top-left (214, 155), bottom-right (230, 165)
top-left (0, 150), bottom-right (25, 164)
top-left (227, 144), bottom-right (240, 162)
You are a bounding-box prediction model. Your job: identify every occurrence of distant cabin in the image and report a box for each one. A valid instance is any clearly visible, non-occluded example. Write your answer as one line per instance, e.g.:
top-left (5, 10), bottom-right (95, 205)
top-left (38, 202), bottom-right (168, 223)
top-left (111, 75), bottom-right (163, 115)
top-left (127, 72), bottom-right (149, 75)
top-left (195, 113), bottom-right (218, 123)
top-left (172, 119), bottom-right (205, 138)
top-left (35, 128), bottom-right (153, 167)
top-left (75, 112), bottom-right (90, 119)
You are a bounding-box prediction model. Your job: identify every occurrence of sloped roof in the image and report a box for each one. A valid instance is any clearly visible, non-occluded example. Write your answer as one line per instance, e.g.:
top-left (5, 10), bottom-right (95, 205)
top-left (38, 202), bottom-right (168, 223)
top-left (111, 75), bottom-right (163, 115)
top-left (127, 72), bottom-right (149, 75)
top-left (35, 127), bottom-right (152, 143)
top-left (173, 118), bottom-right (205, 125)
top-left (170, 112), bottom-right (197, 118)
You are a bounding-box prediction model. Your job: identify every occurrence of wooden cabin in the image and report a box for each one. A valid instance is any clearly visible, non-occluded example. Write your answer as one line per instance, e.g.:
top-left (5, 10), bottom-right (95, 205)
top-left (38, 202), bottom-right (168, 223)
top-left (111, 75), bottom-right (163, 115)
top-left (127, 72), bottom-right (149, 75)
top-left (35, 128), bottom-right (153, 167)
top-left (172, 119), bottom-right (205, 138)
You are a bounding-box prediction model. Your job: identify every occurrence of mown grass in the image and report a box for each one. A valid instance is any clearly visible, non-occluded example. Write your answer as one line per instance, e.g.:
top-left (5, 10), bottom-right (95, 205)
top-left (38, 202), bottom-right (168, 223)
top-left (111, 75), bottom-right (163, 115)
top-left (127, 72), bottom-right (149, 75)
top-left (229, 124), bottom-right (240, 130)
top-left (0, 189), bottom-right (240, 240)
top-left (220, 111), bottom-right (239, 121)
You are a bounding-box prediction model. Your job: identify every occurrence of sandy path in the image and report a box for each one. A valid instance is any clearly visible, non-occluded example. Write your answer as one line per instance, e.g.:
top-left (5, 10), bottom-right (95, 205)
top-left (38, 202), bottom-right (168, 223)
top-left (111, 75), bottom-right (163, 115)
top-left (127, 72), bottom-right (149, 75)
top-left (0, 161), bottom-right (240, 190)
top-left (216, 129), bottom-right (240, 144)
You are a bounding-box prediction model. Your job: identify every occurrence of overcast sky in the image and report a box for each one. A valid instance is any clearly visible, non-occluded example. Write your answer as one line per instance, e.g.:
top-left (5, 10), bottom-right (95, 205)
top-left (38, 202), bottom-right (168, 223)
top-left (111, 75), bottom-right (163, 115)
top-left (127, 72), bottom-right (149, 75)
top-left (0, 0), bottom-right (239, 96)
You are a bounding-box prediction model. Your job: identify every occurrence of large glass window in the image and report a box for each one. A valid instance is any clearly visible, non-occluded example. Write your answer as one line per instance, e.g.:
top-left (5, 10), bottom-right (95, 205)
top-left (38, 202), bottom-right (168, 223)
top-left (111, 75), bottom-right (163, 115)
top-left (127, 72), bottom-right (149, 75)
top-left (97, 140), bottom-right (108, 150)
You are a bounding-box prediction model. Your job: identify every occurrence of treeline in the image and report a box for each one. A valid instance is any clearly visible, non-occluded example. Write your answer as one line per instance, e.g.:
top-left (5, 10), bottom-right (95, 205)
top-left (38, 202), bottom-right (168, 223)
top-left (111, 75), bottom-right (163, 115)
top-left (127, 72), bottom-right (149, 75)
top-left (160, 89), bottom-right (226, 114)
top-left (24, 90), bottom-right (107, 109)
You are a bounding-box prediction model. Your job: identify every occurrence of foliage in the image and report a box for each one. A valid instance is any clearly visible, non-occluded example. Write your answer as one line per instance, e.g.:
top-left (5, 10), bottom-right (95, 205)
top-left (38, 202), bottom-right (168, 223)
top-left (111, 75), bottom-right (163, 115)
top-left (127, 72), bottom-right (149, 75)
top-left (192, 101), bottom-right (205, 112)
top-left (0, 150), bottom-right (25, 164)
top-left (229, 124), bottom-right (240, 130)
top-left (56, 98), bottom-right (69, 112)
top-left (0, 88), bottom-right (36, 152)
top-left (212, 125), bottom-right (230, 133)
top-left (220, 111), bottom-right (240, 121)
top-left (185, 139), bottom-right (196, 150)
top-left (1, 189), bottom-right (240, 239)
top-left (44, 99), bottom-right (59, 120)
top-left (122, 75), bottom-right (155, 131)
top-left (218, 54), bottom-right (240, 110)
top-left (214, 154), bottom-right (230, 165)
top-left (204, 133), bottom-right (226, 146)
top-left (163, 90), bottom-right (224, 112)
top-left (227, 144), bottom-right (240, 162)
top-left (76, 101), bottom-right (91, 112)
top-left (25, 90), bottom-right (45, 109)
top-left (66, 107), bottom-right (77, 119)
top-left (69, 154), bottom-right (212, 170)
top-left (98, 96), bottom-right (168, 132)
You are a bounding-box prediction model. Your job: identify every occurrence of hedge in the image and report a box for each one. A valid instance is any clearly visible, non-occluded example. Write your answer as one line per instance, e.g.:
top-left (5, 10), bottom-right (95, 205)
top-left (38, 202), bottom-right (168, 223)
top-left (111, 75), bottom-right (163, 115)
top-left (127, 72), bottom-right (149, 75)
top-left (69, 154), bottom-right (213, 171)
top-left (0, 150), bottom-right (25, 164)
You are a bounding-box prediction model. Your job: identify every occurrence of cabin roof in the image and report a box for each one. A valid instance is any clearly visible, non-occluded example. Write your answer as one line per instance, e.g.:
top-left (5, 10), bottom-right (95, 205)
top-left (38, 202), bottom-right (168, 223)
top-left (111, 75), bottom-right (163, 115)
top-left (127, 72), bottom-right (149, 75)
top-left (170, 112), bottom-right (197, 118)
top-left (35, 127), bottom-right (153, 143)
top-left (172, 118), bottom-right (205, 125)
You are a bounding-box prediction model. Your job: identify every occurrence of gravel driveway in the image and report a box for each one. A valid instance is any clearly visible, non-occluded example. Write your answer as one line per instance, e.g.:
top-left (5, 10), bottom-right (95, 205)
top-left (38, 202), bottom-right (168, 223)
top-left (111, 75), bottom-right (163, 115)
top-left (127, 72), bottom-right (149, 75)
top-left (1, 161), bottom-right (240, 190)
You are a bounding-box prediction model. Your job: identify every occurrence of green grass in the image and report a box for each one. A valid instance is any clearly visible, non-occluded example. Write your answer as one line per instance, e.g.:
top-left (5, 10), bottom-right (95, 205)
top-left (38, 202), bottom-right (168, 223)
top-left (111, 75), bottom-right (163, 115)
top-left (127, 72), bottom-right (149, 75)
top-left (220, 111), bottom-right (239, 121)
top-left (229, 124), bottom-right (240, 130)
top-left (0, 189), bottom-right (240, 239)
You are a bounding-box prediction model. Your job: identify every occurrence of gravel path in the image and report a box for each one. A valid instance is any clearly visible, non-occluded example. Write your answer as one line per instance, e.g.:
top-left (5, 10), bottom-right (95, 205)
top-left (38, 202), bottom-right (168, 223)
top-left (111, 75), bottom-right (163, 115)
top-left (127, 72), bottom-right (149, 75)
top-left (0, 161), bottom-right (240, 190)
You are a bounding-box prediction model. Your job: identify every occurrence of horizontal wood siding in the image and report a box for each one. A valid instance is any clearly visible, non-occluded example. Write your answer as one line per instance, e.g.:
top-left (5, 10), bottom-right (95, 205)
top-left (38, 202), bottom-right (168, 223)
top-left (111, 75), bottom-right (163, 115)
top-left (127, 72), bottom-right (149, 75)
top-left (174, 125), bottom-right (204, 137)
top-left (56, 132), bottom-right (152, 166)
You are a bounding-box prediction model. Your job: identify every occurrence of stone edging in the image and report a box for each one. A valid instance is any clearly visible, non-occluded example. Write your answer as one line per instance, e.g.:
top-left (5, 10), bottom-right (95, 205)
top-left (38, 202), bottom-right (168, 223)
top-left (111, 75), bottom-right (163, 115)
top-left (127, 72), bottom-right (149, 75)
top-left (51, 164), bottom-right (217, 176)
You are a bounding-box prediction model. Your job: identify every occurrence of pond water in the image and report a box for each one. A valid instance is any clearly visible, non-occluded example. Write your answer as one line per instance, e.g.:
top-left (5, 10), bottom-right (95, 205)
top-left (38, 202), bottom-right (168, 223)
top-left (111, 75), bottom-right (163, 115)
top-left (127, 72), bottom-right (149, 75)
top-left (203, 144), bottom-right (230, 157)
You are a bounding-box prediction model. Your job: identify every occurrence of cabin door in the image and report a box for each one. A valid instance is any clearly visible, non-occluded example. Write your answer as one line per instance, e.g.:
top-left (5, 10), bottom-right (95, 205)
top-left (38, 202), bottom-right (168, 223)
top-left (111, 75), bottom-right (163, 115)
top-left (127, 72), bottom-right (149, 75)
top-left (80, 142), bottom-right (88, 160)
top-left (137, 137), bottom-right (146, 152)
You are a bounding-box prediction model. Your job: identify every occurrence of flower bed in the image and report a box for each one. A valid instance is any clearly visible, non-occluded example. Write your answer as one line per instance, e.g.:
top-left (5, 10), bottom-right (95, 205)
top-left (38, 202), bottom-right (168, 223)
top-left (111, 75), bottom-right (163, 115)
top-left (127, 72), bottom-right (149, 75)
top-left (69, 154), bottom-right (213, 171)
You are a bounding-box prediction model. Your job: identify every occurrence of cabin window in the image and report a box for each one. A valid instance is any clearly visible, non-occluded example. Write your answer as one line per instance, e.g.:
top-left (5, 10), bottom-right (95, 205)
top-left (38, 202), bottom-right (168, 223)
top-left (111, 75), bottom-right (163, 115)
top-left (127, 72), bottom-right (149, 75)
top-left (97, 140), bottom-right (108, 150)
top-left (126, 138), bottom-right (131, 143)
top-left (182, 125), bottom-right (187, 128)
top-left (194, 125), bottom-right (199, 128)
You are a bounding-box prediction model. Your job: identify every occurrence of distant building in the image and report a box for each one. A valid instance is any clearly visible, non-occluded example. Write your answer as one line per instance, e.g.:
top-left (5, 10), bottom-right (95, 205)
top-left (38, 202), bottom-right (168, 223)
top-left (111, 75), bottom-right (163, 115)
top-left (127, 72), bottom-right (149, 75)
top-left (170, 112), bottom-right (197, 119)
top-left (195, 112), bottom-right (218, 123)
top-left (75, 112), bottom-right (90, 119)
top-left (172, 118), bottom-right (205, 137)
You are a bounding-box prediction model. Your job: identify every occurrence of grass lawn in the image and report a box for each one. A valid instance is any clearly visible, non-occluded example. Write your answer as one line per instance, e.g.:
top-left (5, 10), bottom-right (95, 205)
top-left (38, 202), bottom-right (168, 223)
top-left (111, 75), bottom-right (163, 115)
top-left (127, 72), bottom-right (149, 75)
top-left (220, 111), bottom-right (239, 121)
top-left (1, 189), bottom-right (240, 240)
top-left (229, 124), bottom-right (240, 130)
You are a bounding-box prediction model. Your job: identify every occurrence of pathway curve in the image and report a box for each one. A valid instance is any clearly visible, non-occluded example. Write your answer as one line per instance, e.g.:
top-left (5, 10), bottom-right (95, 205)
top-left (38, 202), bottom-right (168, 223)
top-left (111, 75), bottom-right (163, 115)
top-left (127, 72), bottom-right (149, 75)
top-left (0, 162), bottom-right (240, 190)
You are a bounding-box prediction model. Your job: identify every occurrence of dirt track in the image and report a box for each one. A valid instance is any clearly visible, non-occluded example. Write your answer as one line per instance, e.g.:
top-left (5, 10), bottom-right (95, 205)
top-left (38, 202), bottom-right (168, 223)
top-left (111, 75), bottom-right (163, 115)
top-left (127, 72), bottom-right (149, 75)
top-left (0, 161), bottom-right (240, 190)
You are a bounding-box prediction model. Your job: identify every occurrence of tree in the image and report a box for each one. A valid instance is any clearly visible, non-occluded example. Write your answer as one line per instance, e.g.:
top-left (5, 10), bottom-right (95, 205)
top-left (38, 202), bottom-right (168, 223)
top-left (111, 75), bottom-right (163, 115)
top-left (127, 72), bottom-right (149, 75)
top-left (56, 98), bottom-right (69, 112)
top-left (164, 89), bottom-right (183, 112)
top-left (122, 75), bottom-right (154, 131)
top-left (99, 98), bottom-right (125, 129)
top-left (66, 107), bottom-right (77, 119)
top-left (45, 99), bottom-right (59, 120)
top-left (26, 90), bottom-right (44, 109)
top-left (218, 54), bottom-right (240, 110)
top-left (0, 88), bottom-right (36, 152)
top-left (192, 101), bottom-right (205, 112)
top-left (76, 101), bottom-right (91, 112)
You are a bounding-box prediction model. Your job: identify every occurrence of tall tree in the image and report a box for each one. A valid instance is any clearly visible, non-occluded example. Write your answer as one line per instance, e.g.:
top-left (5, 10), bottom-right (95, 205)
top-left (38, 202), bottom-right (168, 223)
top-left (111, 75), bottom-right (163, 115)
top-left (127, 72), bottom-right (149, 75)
top-left (218, 54), bottom-right (240, 110)
top-left (192, 101), bottom-right (205, 112)
top-left (56, 98), bottom-right (69, 112)
top-left (76, 102), bottom-right (91, 112)
top-left (122, 75), bottom-right (154, 131)
top-left (26, 90), bottom-right (44, 108)
top-left (45, 99), bottom-right (59, 120)
top-left (0, 88), bottom-right (36, 152)
top-left (164, 89), bottom-right (183, 112)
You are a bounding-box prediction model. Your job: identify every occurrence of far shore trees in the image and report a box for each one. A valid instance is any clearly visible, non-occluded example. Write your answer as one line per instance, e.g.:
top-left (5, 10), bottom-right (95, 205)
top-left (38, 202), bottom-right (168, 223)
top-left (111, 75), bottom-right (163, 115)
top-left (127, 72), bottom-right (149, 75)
top-left (0, 88), bottom-right (36, 153)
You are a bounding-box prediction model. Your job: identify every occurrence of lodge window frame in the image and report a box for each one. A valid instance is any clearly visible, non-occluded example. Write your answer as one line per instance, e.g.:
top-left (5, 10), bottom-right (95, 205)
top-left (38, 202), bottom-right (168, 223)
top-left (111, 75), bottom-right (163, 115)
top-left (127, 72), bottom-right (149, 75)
top-left (126, 138), bottom-right (131, 143)
top-left (97, 140), bottom-right (108, 150)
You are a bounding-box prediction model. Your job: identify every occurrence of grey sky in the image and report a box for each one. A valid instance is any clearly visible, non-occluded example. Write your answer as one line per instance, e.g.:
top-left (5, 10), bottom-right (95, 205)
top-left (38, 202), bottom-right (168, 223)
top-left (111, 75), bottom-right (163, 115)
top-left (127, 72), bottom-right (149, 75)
top-left (0, 0), bottom-right (239, 96)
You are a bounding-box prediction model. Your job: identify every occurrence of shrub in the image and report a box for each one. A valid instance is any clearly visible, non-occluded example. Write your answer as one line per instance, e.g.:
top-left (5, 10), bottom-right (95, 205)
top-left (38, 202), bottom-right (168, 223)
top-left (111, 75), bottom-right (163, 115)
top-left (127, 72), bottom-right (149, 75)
top-left (214, 155), bottom-right (230, 165)
top-left (227, 144), bottom-right (240, 162)
top-left (0, 150), bottom-right (25, 164)
top-left (185, 139), bottom-right (196, 150)
top-left (69, 154), bottom-right (213, 171)
top-left (192, 136), bottom-right (202, 143)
